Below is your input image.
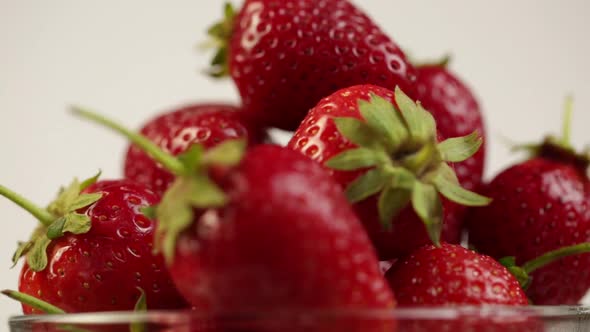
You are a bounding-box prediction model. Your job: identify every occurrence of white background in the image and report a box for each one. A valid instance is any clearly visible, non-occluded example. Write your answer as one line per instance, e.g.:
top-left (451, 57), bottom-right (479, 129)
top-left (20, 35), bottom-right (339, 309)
top-left (1, 0), bottom-right (589, 327)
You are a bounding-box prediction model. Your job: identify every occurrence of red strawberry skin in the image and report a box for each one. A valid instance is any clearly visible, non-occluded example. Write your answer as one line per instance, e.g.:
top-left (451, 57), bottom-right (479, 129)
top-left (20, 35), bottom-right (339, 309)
top-left (467, 157), bottom-right (590, 305)
top-left (169, 145), bottom-right (394, 329)
top-left (287, 84), bottom-right (459, 259)
top-left (125, 103), bottom-right (264, 195)
top-left (385, 244), bottom-right (541, 332)
top-left (18, 180), bottom-right (187, 313)
top-left (228, 0), bottom-right (417, 130)
top-left (415, 65), bottom-right (486, 192)
top-left (386, 243), bottom-right (528, 306)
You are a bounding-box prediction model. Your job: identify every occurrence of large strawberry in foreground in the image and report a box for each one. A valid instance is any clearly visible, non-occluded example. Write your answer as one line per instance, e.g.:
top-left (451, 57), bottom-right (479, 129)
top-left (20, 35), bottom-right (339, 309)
top-left (73, 109), bottom-right (396, 332)
top-left (206, 0), bottom-right (418, 130)
top-left (0, 176), bottom-right (187, 313)
top-left (466, 101), bottom-right (590, 304)
top-left (288, 84), bottom-right (490, 259)
top-left (125, 103), bottom-right (265, 195)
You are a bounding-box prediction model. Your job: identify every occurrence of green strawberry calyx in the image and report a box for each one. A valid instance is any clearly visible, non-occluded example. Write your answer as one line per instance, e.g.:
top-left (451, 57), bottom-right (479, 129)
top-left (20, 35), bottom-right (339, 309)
top-left (325, 86), bottom-right (491, 246)
top-left (513, 96), bottom-right (590, 173)
top-left (0, 172), bottom-right (102, 272)
top-left (204, 2), bottom-right (236, 78)
top-left (500, 242), bottom-right (590, 292)
top-left (71, 107), bottom-right (246, 264)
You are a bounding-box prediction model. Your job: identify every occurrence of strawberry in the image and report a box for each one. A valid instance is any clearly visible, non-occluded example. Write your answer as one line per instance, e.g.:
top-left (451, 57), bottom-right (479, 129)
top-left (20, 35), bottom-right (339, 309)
top-left (0, 176), bottom-right (187, 313)
top-left (386, 243), bottom-right (528, 306)
top-left (415, 60), bottom-right (486, 192)
top-left (73, 109), bottom-right (396, 332)
top-left (206, 0), bottom-right (418, 130)
top-left (124, 103), bottom-right (265, 195)
top-left (385, 243), bottom-right (543, 332)
top-left (287, 84), bottom-right (490, 259)
top-left (466, 101), bottom-right (590, 304)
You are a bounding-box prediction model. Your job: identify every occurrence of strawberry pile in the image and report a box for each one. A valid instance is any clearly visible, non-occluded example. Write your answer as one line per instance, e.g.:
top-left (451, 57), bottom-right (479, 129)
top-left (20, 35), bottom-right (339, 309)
top-left (2, 0), bottom-right (590, 330)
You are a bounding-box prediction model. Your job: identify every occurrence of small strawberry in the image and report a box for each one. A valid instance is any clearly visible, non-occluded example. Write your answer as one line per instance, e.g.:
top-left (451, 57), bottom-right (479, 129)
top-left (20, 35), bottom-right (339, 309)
top-left (73, 109), bottom-right (396, 332)
top-left (287, 84), bottom-right (490, 259)
top-left (386, 243), bottom-right (528, 306)
top-left (466, 100), bottom-right (590, 304)
top-left (0, 175), bottom-right (187, 314)
top-left (206, 0), bottom-right (418, 130)
top-left (124, 103), bottom-right (265, 195)
top-left (385, 243), bottom-right (543, 332)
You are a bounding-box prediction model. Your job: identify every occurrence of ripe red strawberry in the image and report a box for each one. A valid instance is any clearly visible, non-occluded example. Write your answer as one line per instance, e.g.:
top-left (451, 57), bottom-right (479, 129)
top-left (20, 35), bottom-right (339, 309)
top-left (385, 243), bottom-right (543, 332)
top-left (0, 176), bottom-right (187, 314)
top-left (206, 0), bottom-right (418, 130)
top-left (73, 109), bottom-right (396, 332)
top-left (466, 102), bottom-right (590, 304)
top-left (386, 243), bottom-right (528, 305)
top-left (287, 84), bottom-right (490, 259)
top-left (415, 62), bottom-right (486, 192)
top-left (124, 103), bottom-right (265, 195)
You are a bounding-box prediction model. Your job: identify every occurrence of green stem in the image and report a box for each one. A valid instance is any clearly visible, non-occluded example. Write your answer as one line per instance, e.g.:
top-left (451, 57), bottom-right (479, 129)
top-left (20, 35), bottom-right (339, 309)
top-left (71, 106), bottom-right (186, 175)
top-left (561, 95), bottom-right (574, 148)
top-left (1, 290), bottom-right (65, 314)
top-left (0, 185), bottom-right (54, 226)
top-left (522, 242), bottom-right (590, 274)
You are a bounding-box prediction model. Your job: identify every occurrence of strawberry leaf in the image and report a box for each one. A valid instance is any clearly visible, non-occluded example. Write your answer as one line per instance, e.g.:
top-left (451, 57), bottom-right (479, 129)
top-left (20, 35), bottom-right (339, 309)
top-left (386, 166), bottom-right (417, 190)
top-left (395, 86), bottom-right (436, 143)
top-left (499, 256), bottom-right (531, 289)
top-left (203, 139), bottom-right (247, 167)
top-left (63, 213), bottom-right (92, 235)
top-left (11, 241), bottom-right (32, 268)
top-left (432, 170), bottom-right (491, 206)
top-left (358, 94), bottom-right (408, 151)
top-left (411, 182), bottom-right (443, 247)
top-left (79, 170), bottom-right (102, 192)
top-left (46, 217), bottom-right (67, 239)
top-left (47, 179), bottom-right (82, 216)
top-left (26, 234), bottom-right (52, 272)
top-left (141, 206), bottom-right (157, 220)
top-left (332, 117), bottom-right (383, 149)
top-left (437, 131), bottom-right (483, 162)
top-left (345, 169), bottom-right (389, 203)
top-left (325, 147), bottom-right (386, 171)
top-left (155, 175), bottom-right (227, 263)
top-left (68, 193), bottom-right (102, 212)
top-left (378, 187), bottom-right (411, 229)
top-left (177, 145), bottom-right (204, 173)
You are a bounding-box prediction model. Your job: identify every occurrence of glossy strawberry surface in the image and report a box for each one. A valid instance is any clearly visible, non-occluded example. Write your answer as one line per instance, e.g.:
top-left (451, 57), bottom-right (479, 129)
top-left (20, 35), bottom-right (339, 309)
top-left (18, 180), bottom-right (187, 313)
top-left (467, 157), bottom-right (590, 304)
top-left (227, 0), bottom-right (417, 130)
top-left (169, 145), bottom-right (395, 327)
top-left (386, 243), bottom-right (528, 305)
top-left (386, 243), bottom-right (539, 332)
top-left (288, 84), bottom-right (463, 259)
top-left (125, 103), bottom-right (263, 195)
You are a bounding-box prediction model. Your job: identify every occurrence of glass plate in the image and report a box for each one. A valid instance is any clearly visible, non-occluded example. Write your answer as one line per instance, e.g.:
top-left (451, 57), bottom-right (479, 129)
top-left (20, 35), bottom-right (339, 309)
top-left (8, 306), bottom-right (590, 331)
